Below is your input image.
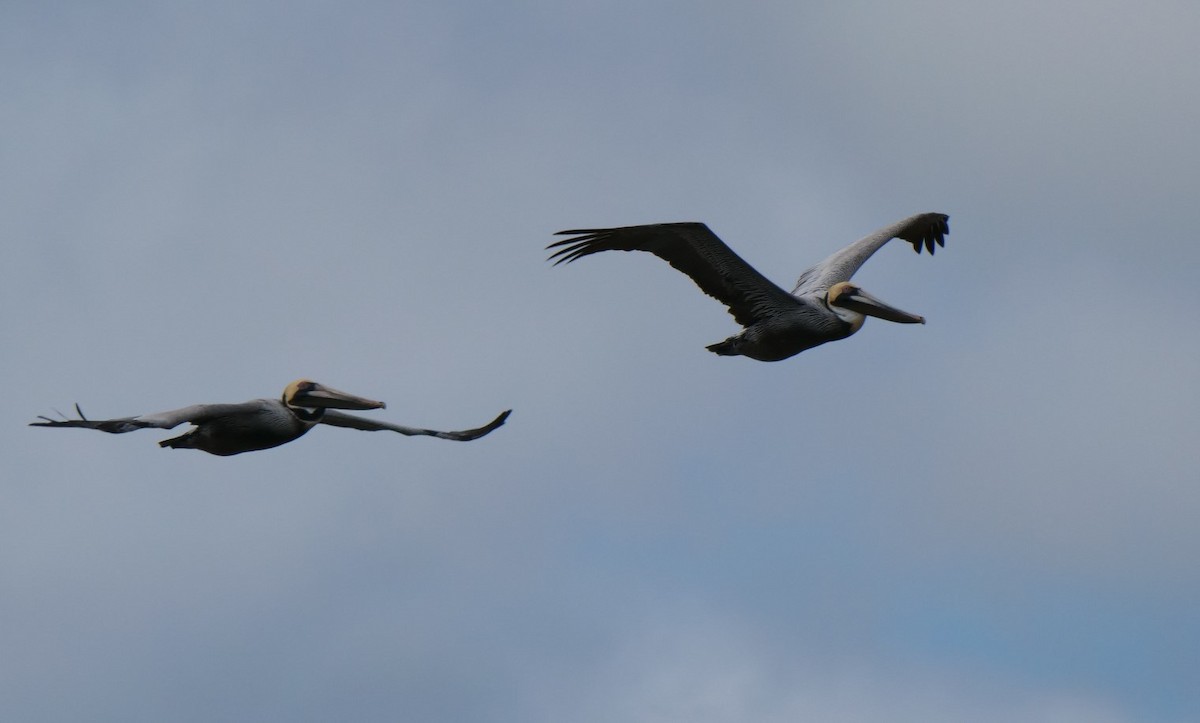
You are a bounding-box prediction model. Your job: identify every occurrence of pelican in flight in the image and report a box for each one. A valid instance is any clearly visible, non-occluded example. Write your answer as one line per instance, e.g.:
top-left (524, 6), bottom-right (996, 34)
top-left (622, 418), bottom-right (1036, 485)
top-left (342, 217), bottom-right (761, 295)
top-left (31, 379), bottom-right (511, 456)
top-left (548, 212), bottom-right (949, 361)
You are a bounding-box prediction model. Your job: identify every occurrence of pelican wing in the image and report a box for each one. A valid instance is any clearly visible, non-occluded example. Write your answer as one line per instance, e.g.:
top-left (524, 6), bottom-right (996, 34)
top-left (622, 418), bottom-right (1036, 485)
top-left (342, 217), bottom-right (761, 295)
top-left (30, 401), bottom-right (266, 433)
top-left (791, 213), bottom-right (949, 296)
top-left (549, 223), bottom-right (799, 327)
top-left (319, 409), bottom-right (511, 441)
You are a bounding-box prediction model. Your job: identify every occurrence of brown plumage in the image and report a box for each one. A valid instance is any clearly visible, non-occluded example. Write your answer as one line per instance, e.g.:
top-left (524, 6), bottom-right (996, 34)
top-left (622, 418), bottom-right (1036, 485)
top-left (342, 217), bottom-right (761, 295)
top-left (548, 212), bottom-right (949, 361)
top-left (31, 379), bottom-right (511, 456)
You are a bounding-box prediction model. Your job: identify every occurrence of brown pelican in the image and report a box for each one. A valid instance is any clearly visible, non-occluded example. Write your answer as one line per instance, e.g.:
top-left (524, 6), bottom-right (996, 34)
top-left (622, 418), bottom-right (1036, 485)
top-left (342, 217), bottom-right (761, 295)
top-left (548, 212), bottom-right (949, 361)
top-left (31, 379), bottom-right (512, 456)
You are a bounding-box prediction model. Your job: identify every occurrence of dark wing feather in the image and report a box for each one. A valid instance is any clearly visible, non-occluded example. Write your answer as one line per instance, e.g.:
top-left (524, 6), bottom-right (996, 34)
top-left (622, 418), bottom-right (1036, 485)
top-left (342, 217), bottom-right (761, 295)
top-left (29, 403), bottom-right (150, 433)
top-left (319, 409), bottom-right (511, 441)
top-left (900, 212), bottom-right (950, 255)
top-left (548, 222), bottom-right (799, 327)
top-left (30, 401), bottom-right (267, 433)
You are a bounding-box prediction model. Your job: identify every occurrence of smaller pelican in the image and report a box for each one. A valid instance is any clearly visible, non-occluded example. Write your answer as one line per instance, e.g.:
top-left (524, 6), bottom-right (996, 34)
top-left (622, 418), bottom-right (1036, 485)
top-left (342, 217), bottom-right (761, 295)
top-left (548, 212), bottom-right (949, 361)
top-left (31, 379), bottom-right (511, 456)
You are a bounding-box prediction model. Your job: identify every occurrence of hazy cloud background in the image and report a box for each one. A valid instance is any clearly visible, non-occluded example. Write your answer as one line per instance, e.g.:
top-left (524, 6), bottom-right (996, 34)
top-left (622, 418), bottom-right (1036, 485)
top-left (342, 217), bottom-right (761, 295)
top-left (3, 1), bottom-right (1197, 721)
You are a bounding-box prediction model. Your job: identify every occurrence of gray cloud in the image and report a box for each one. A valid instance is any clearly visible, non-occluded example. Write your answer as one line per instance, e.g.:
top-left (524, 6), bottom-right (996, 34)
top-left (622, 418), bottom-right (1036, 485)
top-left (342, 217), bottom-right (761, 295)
top-left (3, 1), bottom-right (1197, 721)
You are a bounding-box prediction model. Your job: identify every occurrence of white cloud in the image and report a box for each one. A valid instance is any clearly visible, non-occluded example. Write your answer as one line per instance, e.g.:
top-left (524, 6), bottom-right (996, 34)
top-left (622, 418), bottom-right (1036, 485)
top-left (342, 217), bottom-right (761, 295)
top-left (528, 604), bottom-right (1136, 723)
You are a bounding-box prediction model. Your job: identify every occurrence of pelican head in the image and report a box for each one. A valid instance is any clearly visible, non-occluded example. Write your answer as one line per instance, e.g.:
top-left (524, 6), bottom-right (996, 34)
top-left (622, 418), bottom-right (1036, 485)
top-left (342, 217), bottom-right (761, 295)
top-left (827, 281), bottom-right (925, 327)
top-left (282, 379), bottom-right (386, 412)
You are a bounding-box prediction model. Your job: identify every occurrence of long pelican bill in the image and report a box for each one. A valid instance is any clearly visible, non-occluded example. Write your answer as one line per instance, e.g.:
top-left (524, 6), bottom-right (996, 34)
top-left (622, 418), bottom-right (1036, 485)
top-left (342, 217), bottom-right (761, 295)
top-left (837, 287), bottom-right (925, 325)
top-left (289, 381), bottom-right (387, 410)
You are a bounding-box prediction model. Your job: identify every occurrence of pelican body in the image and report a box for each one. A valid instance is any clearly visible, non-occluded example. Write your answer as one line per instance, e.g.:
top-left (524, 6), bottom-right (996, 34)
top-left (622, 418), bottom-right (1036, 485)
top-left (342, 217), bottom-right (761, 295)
top-left (32, 379), bottom-right (511, 456)
top-left (548, 212), bottom-right (949, 361)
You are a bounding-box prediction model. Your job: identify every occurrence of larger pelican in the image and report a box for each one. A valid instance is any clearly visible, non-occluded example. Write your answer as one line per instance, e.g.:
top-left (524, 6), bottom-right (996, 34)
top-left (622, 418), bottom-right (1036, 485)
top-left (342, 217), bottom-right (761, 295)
top-left (31, 379), bottom-right (511, 456)
top-left (548, 212), bottom-right (949, 361)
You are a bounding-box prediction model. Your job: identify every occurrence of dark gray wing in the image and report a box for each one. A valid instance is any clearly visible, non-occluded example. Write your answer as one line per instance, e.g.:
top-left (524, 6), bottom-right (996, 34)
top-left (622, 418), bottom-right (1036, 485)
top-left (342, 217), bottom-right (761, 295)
top-left (30, 401), bottom-right (268, 433)
top-left (319, 409), bottom-right (511, 441)
top-left (549, 223), bottom-right (800, 327)
top-left (792, 213), bottom-right (949, 297)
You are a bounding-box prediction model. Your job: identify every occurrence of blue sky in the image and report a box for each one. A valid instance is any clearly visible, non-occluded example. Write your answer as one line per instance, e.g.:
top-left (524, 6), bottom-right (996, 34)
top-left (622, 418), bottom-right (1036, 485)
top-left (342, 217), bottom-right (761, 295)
top-left (3, 1), bottom-right (1198, 721)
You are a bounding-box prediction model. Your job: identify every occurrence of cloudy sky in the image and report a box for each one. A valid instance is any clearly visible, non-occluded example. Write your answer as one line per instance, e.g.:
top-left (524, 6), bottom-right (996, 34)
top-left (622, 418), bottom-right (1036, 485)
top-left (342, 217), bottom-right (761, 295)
top-left (3, 1), bottom-right (1198, 721)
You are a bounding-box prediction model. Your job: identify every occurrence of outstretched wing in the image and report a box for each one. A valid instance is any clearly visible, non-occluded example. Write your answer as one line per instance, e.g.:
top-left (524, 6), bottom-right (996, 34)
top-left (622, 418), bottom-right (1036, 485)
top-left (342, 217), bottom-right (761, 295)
top-left (792, 213), bottom-right (949, 297)
top-left (30, 401), bottom-right (266, 433)
top-left (319, 409), bottom-right (511, 441)
top-left (548, 223), bottom-right (800, 327)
